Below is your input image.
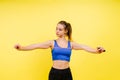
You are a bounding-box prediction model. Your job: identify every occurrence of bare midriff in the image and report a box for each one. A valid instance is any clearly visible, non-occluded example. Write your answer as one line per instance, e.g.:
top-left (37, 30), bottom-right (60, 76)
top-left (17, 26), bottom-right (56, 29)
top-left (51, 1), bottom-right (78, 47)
top-left (52, 60), bottom-right (69, 69)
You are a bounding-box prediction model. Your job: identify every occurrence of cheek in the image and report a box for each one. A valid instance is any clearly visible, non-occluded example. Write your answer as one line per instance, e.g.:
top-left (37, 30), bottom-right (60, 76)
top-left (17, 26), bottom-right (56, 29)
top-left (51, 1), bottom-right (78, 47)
top-left (60, 31), bottom-right (65, 35)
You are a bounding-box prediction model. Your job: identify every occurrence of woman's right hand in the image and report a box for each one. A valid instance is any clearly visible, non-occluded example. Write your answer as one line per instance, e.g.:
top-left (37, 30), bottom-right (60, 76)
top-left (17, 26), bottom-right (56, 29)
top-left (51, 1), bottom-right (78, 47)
top-left (14, 44), bottom-right (21, 50)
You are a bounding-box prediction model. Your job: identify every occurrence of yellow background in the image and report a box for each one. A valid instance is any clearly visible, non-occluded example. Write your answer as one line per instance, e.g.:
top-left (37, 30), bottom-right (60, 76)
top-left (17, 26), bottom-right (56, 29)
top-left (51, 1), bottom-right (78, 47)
top-left (0, 0), bottom-right (120, 80)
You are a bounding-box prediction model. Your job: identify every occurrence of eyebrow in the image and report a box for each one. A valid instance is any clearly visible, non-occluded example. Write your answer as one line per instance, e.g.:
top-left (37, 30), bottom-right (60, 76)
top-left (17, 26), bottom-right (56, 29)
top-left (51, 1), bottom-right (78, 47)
top-left (56, 27), bottom-right (64, 30)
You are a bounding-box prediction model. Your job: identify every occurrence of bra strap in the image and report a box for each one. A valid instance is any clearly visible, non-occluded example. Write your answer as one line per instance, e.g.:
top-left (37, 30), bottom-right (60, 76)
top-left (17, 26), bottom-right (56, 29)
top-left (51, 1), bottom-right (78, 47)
top-left (54, 40), bottom-right (58, 47)
top-left (68, 41), bottom-right (71, 48)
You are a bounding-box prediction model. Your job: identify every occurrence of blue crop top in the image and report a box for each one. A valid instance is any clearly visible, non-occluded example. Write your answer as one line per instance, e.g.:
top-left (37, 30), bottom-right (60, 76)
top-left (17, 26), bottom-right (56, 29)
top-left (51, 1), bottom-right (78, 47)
top-left (51, 40), bottom-right (72, 62)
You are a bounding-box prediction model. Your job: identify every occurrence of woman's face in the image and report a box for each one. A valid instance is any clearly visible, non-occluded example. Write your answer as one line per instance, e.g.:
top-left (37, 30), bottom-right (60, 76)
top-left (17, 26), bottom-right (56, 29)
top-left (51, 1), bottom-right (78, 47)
top-left (56, 23), bottom-right (67, 37)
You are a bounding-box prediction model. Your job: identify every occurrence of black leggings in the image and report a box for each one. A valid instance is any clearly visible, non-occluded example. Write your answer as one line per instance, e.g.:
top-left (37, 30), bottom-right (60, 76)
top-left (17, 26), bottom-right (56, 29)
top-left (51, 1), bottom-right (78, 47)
top-left (49, 67), bottom-right (73, 80)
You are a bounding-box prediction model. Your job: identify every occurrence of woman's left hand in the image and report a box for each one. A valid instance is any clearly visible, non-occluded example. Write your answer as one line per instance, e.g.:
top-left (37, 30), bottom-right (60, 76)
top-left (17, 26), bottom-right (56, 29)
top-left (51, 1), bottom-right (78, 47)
top-left (97, 47), bottom-right (106, 53)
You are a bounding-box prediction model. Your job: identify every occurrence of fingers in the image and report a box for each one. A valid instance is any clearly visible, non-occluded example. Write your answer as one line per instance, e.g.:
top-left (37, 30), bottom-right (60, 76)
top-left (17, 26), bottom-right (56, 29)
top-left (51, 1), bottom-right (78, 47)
top-left (103, 50), bottom-right (106, 52)
top-left (97, 47), bottom-right (106, 53)
top-left (14, 44), bottom-right (20, 49)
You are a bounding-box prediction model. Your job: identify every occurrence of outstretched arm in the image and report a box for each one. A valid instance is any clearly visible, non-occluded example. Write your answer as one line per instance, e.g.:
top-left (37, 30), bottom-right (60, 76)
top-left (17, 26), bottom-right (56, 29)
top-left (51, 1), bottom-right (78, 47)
top-left (71, 42), bottom-right (105, 54)
top-left (14, 40), bottom-right (53, 51)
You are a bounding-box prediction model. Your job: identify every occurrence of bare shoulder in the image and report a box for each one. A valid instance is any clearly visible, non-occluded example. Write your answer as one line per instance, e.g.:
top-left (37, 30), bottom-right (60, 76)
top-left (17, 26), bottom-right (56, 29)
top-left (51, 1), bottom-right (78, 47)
top-left (47, 40), bottom-right (54, 48)
top-left (70, 41), bottom-right (82, 50)
top-left (70, 41), bottom-right (77, 45)
top-left (70, 41), bottom-right (76, 49)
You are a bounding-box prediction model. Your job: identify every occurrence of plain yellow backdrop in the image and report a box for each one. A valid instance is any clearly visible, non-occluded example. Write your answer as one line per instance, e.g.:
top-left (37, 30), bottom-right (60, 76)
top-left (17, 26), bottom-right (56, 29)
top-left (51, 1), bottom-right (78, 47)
top-left (0, 0), bottom-right (120, 80)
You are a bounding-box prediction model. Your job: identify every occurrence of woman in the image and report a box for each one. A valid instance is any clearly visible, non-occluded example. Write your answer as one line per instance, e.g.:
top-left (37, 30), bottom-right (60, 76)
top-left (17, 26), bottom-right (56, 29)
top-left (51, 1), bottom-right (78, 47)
top-left (14, 21), bottom-right (105, 80)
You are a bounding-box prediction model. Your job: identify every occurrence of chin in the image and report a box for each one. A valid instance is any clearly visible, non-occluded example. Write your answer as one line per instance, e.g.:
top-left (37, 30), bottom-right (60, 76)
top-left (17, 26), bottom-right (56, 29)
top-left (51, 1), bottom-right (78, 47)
top-left (56, 34), bottom-right (59, 37)
top-left (56, 35), bottom-right (61, 37)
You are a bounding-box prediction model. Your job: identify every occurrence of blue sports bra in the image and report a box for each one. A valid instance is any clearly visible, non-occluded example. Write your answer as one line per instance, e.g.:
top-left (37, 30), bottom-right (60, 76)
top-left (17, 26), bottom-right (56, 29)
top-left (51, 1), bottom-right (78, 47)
top-left (51, 40), bottom-right (72, 62)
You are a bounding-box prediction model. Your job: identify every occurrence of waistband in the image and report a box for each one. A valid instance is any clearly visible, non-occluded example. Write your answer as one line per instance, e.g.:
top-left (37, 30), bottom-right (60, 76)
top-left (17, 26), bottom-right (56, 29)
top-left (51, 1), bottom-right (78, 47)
top-left (51, 67), bottom-right (70, 71)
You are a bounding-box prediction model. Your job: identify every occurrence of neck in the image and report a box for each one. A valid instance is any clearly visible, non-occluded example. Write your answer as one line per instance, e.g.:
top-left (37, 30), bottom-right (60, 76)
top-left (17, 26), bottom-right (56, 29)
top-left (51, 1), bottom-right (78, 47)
top-left (57, 36), bottom-right (67, 41)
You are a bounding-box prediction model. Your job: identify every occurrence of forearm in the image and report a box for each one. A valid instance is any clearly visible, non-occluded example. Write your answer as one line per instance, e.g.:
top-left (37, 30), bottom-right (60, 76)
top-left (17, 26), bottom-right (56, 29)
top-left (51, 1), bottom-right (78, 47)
top-left (83, 46), bottom-right (99, 54)
top-left (18, 45), bottom-right (37, 51)
top-left (83, 46), bottom-right (105, 54)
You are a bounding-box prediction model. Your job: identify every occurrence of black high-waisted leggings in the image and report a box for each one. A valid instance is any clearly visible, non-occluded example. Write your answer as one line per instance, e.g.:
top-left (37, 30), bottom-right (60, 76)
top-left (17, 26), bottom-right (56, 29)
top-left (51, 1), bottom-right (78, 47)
top-left (49, 67), bottom-right (73, 80)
